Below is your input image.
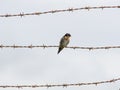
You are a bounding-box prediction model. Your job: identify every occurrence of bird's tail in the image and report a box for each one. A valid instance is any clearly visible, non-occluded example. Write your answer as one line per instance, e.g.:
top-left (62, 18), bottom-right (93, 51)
top-left (57, 47), bottom-right (63, 54)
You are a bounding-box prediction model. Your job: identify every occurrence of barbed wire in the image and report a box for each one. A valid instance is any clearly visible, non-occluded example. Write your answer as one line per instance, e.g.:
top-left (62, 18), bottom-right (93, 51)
top-left (0, 5), bottom-right (120, 18)
top-left (0, 45), bottom-right (120, 50)
top-left (0, 78), bottom-right (120, 88)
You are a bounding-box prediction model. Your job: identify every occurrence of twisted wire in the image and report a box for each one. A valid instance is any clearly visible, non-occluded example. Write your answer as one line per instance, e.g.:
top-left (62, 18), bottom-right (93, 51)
top-left (0, 78), bottom-right (120, 88)
top-left (0, 45), bottom-right (120, 50)
top-left (0, 6), bottom-right (120, 18)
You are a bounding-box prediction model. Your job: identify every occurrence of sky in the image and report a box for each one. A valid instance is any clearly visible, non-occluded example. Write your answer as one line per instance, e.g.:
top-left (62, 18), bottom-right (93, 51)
top-left (0, 0), bottom-right (120, 90)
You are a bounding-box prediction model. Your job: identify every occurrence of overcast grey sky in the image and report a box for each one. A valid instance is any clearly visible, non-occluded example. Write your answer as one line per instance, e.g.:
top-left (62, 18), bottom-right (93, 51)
top-left (0, 0), bottom-right (120, 90)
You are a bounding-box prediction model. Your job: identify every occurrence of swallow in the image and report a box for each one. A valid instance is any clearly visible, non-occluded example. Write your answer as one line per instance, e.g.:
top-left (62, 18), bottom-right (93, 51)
top-left (57, 33), bottom-right (71, 54)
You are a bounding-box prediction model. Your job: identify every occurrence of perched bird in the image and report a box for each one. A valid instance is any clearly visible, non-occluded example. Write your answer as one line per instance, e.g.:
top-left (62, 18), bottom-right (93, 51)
top-left (58, 33), bottom-right (71, 54)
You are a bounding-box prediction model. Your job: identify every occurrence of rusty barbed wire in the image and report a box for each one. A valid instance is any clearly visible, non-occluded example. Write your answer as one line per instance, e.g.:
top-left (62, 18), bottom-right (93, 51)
top-left (0, 45), bottom-right (120, 50)
top-left (0, 78), bottom-right (120, 88)
top-left (0, 5), bottom-right (120, 18)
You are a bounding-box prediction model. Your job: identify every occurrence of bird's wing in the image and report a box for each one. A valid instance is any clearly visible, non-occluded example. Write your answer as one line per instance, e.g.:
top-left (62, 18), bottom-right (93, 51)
top-left (59, 37), bottom-right (64, 47)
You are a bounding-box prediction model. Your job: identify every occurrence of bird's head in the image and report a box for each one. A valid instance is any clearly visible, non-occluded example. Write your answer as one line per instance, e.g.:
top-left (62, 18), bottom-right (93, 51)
top-left (64, 33), bottom-right (71, 40)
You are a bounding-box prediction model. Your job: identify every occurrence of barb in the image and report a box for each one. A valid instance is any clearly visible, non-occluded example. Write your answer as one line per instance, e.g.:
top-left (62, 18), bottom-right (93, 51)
top-left (0, 78), bottom-right (120, 88)
top-left (0, 6), bottom-right (120, 17)
top-left (0, 45), bottom-right (120, 50)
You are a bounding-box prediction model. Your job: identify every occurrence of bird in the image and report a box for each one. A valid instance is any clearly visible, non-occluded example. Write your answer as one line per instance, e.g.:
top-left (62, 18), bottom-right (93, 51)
top-left (57, 33), bottom-right (71, 54)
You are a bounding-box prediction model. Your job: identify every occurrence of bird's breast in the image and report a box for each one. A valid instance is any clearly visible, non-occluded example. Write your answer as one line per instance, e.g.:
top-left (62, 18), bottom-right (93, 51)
top-left (62, 39), bottom-right (69, 47)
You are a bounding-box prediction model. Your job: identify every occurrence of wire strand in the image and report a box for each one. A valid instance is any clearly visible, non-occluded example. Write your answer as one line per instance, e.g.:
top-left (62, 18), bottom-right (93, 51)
top-left (0, 78), bottom-right (120, 88)
top-left (0, 5), bottom-right (120, 18)
top-left (0, 45), bottom-right (120, 50)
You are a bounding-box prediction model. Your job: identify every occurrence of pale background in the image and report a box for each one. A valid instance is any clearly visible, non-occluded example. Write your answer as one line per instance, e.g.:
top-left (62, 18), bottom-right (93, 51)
top-left (0, 0), bottom-right (120, 90)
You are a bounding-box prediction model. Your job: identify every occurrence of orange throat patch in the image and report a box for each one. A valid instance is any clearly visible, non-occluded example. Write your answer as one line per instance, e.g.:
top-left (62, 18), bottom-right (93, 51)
top-left (64, 36), bottom-right (70, 40)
